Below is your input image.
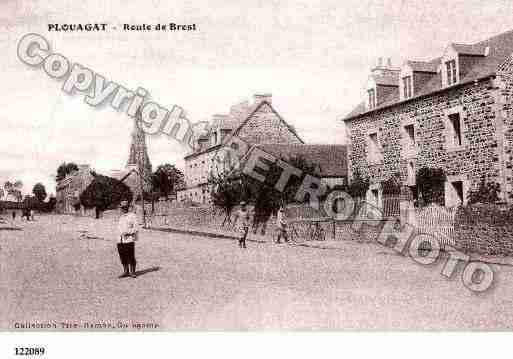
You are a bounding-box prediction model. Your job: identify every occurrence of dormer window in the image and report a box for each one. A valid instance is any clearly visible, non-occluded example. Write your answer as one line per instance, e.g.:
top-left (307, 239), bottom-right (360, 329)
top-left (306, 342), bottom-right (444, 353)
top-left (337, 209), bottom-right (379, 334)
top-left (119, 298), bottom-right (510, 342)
top-left (368, 89), bottom-right (376, 109)
top-left (402, 76), bottom-right (412, 99)
top-left (446, 59), bottom-right (457, 85)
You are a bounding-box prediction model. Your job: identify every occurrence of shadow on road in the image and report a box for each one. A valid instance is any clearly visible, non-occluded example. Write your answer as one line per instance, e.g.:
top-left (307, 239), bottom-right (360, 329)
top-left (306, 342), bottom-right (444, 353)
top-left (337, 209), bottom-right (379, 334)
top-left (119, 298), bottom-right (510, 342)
top-left (0, 227), bottom-right (22, 231)
top-left (135, 266), bottom-right (161, 277)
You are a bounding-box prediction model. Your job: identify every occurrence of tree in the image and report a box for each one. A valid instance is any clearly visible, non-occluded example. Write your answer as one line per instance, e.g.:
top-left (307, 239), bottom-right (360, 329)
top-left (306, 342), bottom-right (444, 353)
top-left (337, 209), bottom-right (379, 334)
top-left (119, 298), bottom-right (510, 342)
top-left (23, 195), bottom-right (39, 209)
top-left (151, 164), bottom-right (185, 198)
top-left (346, 170), bottom-right (370, 199)
top-left (79, 173), bottom-right (133, 218)
top-left (32, 183), bottom-right (47, 203)
top-left (3, 181), bottom-right (12, 198)
top-left (209, 154), bottom-right (320, 233)
top-left (467, 177), bottom-right (501, 205)
top-left (40, 196), bottom-right (57, 213)
top-left (4, 180), bottom-right (23, 202)
top-left (56, 162), bottom-right (79, 182)
top-left (209, 172), bottom-right (247, 226)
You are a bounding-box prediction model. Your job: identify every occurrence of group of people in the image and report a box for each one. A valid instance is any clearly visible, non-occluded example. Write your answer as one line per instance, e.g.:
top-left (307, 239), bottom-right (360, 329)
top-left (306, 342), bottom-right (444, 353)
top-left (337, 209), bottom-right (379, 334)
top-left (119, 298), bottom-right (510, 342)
top-left (232, 201), bottom-right (289, 249)
top-left (11, 208), bottom-right (35, 221)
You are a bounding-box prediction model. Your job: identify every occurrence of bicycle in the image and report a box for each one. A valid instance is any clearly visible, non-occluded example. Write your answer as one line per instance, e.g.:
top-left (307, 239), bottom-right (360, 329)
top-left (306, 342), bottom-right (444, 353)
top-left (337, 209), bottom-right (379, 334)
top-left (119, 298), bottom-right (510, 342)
top-left (308, 222), bottom-right (326, 241)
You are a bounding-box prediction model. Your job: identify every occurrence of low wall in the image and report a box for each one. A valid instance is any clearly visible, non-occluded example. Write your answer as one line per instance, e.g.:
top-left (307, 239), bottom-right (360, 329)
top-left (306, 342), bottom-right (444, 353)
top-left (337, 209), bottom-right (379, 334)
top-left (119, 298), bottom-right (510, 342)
top-left (453, 205), bottom-right (513, 256)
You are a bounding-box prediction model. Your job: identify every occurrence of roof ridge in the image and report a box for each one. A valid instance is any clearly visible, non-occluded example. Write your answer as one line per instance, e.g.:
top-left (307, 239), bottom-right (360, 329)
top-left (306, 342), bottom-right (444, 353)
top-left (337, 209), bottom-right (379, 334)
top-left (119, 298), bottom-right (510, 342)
top-left (233, 101), bottom-right (305, 144)
top-left (475, 28), bottom-right (513, 46)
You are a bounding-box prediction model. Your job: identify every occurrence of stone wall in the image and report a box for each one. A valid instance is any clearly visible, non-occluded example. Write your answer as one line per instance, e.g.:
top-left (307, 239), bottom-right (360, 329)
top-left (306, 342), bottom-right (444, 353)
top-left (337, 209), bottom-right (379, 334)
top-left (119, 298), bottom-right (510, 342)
top-left (347, 78), bottom-right (503, 198)
top-left (453, 204), bottom-right (513, 255)
top-left (498, 55), bottom-right (513, 201)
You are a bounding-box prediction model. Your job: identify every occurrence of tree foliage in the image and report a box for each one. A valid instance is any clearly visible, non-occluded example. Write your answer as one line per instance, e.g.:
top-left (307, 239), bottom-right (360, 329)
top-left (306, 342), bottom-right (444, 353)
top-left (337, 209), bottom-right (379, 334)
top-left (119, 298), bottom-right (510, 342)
top-left (467, 177), bottom-right (501, 205)
top-left (79, 173), bottom-right (133, 213)
top-left (416, 167), bottom-right (446, 206)
top-left (41, 196), bottom-right (57, 213)
top-left (23, 195), bottom-right (39, 209)
top-left (346, 170), bottom-right (370, 199)
top-left (209, 154), bottom-right (320, 223)
top-left (151, 164), bottom-right (185, 198)
top-left (3, 180), bottom-right (23, 202)
top-left (56, 162), bottom-right (79, 182)
top-left (32, 183), bottom-right (47, 202)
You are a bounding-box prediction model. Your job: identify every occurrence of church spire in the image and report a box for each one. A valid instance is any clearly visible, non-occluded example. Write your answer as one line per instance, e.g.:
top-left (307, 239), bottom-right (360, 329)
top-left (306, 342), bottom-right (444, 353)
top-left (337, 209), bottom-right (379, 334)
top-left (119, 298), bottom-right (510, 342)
top-left (126, 111), bottom-right (152, 185)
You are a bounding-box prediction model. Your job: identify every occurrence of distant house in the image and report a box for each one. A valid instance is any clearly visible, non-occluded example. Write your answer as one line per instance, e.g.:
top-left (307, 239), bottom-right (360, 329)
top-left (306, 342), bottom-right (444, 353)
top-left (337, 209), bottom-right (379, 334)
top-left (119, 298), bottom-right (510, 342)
top-left (252, 143), bottom-right (348, 188)
top-left (55, 164), bottom-right (93, 214)
top-left (55, 118), bottom-right (153, 214)
top-left (343, 29), bottom-right (513, 208)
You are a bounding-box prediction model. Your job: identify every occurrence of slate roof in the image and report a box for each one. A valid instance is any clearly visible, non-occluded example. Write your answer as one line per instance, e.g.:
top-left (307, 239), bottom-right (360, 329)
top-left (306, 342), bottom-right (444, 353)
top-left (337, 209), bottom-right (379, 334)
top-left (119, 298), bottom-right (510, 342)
top-left (254, 143), bottom-right (347, 178)
top-left (344, 29), bottom-right (513, 121)
top-left (372, 74), bottom-right (399, 86)
top-left (452, 43), bottom-right (487, 56)
top-left (407, 59), bottom-right (440, 73)
top-left (185, 98), bottom-right (304, 158)
top-left (232, 101), bottom-right (304, 144)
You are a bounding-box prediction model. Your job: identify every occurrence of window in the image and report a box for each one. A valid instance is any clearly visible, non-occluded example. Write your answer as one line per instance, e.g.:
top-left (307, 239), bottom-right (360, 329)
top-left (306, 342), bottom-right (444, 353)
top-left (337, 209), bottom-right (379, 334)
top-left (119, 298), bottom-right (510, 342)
top-left (404, 124), bottom-right (415, 151)
top-left (444, 175), bottom-right (468, 207)
top-left (452, 181), bottom-right (464, 205)
top-left (367, 132), bottom-right (382, 163)
top-left (407, 161), bottom-right (415, 186)
top-left (368, 89), bottom-right (376, 109)
top-left (402, 76), bottom-right (412, 99)
top-left (212, 132), bottom-right (218, 145)
top-left (448, 113), bottom-right (462, 147)
top-left (446, 60), bottom-right (457, 85)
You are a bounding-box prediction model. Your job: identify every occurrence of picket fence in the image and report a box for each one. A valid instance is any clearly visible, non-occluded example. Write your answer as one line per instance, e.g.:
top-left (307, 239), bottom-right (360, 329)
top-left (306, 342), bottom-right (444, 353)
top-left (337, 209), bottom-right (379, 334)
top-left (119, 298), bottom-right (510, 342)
top-left (411, 204), bottom-right (458, 247)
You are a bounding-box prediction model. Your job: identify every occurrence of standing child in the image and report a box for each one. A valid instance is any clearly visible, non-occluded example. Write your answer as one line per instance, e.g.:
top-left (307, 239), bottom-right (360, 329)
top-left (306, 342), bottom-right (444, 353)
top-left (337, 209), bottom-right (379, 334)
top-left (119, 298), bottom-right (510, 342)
top-left (234, 201), bottom-right (250, 249)
top-left (276, 207), bottom-right (288, 244)
top-left (117, 200), bottom-right (140, 278)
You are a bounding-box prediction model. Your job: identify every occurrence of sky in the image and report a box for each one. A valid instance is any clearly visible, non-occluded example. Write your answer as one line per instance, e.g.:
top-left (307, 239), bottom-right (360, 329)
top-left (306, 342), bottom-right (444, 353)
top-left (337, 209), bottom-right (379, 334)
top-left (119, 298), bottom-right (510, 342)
top-left (1, 0), bottom-right (513, 197)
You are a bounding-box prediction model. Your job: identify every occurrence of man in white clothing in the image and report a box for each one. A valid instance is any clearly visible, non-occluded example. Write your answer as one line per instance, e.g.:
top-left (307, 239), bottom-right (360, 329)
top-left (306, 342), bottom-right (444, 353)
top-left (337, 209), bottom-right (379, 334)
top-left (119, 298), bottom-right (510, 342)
top-left (117, 200), bottom-right (139, 278)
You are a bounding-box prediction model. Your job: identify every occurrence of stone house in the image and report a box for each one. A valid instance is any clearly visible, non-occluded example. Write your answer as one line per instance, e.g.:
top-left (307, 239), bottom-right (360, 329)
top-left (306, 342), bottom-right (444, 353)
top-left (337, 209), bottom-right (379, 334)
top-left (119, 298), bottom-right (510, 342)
top-left (178, 94), bottom-right (304, 204)
top-left (343, 29), bottom-right (513, 209)
top-left (178, 94), bottom-right (349, 204)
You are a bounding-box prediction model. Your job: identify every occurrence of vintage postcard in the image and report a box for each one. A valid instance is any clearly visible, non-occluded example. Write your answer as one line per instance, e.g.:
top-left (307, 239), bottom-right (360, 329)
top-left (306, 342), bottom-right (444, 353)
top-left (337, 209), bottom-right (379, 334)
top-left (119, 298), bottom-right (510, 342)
top-left (1, 0), bottom-right (513, 357)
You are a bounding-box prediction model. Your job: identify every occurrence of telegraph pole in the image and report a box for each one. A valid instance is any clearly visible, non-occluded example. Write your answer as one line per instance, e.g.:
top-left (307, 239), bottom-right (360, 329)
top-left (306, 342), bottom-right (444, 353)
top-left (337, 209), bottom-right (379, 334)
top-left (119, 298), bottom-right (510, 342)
top-left (136, 109), bottom-right (147, 228)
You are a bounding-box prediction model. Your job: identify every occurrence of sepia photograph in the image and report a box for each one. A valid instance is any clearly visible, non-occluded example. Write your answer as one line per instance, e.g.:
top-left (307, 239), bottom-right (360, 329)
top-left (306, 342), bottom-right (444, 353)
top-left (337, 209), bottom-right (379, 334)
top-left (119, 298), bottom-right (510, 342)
top-left (2, 0), bottom-right (513, 357)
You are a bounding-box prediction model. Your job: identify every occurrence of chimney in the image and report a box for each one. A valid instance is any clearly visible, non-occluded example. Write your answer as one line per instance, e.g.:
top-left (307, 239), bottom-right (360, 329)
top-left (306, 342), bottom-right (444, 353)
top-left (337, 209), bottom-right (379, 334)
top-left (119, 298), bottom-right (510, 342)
top-left (253, 93), bottom-right (272, 105)
top-left (371, 57), bottom-right (398, 77)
